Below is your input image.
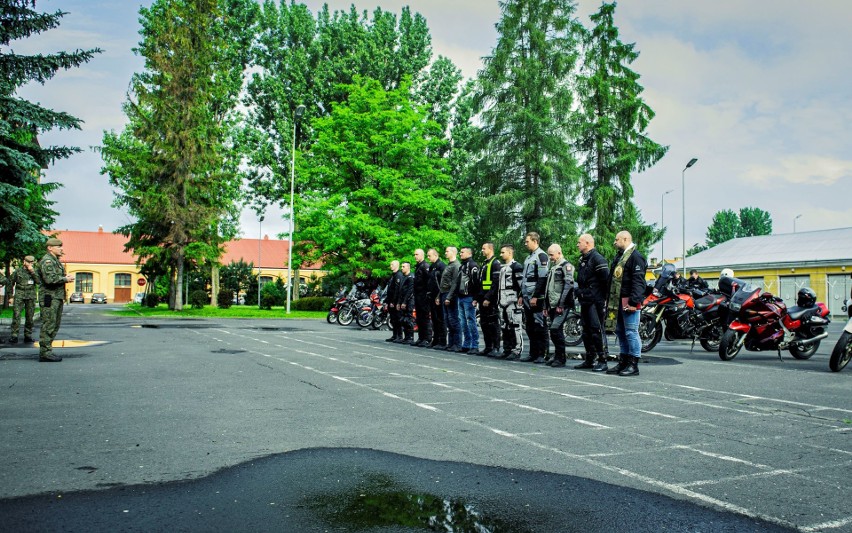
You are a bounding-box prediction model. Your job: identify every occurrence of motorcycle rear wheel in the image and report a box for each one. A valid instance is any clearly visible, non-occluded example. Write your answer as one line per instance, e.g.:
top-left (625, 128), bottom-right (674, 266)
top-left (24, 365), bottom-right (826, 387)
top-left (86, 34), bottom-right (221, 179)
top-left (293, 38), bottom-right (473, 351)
top-left (563, 314), bottom-right (583, 347)
top-left (829, 331), bottom-right (852, 372)
top-left (719, 329), bottom-right (744, 361)
top-left (700, 325), bottom-right (723, 352)
top-left (371, 313), bottom-right (388, 330)
top-left (326, 311), bottom-right (338, 324)
top-left (640, 313), bottom-right (662, 353)
top-left (789, 341), bottom-right (819, 360)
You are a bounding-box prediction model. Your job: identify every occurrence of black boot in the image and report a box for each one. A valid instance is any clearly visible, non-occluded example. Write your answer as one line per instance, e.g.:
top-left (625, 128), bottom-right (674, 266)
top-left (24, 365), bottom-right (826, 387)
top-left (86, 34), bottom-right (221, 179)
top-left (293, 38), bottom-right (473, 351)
top-left (618, 355), bottom-right (640, 376)
top-left (574, 353), bottom-right (595, 369)
top-left (592, 355), bottom-right (608, 372)
top-left (606, 354), bottom-right (629, 374)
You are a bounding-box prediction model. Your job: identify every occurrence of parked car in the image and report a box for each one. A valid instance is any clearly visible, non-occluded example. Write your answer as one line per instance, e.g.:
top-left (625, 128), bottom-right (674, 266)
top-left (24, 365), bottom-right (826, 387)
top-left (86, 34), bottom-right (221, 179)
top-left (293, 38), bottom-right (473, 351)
top-left (91, 293), bottom-right (107, 304)
top-left (134, 292), bottom-right (145, 304)
top-left (69, 292), bottom-right (84, 303)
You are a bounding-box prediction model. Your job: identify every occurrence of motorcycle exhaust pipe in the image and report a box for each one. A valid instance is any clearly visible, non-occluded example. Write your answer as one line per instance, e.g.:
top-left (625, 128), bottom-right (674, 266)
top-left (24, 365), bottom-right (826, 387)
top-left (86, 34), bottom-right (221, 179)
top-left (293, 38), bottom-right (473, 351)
top-left (795, 332), bottom-right (829, 346)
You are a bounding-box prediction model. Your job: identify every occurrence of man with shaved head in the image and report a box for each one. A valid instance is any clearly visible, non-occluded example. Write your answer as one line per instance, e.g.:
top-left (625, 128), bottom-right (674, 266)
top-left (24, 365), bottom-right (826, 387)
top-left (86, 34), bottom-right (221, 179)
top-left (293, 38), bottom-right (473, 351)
top-left (605, 231), bottom-right (647, 376)
top-left (543, 244), bottom-right (575, 367)
top-left (574, 233), bottom-right (610, 371)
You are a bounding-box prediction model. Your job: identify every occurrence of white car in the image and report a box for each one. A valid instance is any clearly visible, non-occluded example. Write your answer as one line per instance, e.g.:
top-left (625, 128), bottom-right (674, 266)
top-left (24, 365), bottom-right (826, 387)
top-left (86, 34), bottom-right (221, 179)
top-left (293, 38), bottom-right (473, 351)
top-left (134, 292), bottom-right (145, 304)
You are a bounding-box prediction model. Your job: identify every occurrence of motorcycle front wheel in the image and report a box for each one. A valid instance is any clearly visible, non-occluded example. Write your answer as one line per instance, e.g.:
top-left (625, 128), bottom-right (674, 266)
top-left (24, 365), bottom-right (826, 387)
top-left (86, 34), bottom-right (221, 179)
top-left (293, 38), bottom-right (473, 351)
top-left (829, 331), bottom-right (852, 372)
top-left (563, 313), bottom-right (583, 347)
top-left (337, 306), bottom-right (355, 326)
top-left (719, 329), bottom-right (744, 360)
top-left (355, 309), bottom-right (374, 328)
top-left (789, 341), bottom-right (819, 360)
top-left (326, 311), bottom-right (338, 324)
top-left (371, 312), bottom-right (388, 330)
top-left (640, 313), bottom-right (662, 353)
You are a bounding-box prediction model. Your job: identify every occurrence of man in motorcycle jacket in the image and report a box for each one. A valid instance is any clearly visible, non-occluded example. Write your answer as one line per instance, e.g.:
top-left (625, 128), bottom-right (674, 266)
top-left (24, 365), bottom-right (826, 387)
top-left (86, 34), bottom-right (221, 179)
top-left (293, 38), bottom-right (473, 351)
top-left (497, 244), bottom-right (524, 359)
top-left (544, 244), bottom-right (575, 367)
top-left (574, 234), bottom-right (610, 372)
top-left (686, 269), bottom-right (709, 292)
top-left (385, 260), bottom-right (404, 342)
top-left (606, 231), bottom-right (648, 376)
top-left (398, 262), bottom-right (416, 343)
top-left (427, 249), bottom-right (447, 348)
top-left (413, 249), bottom-right (432, 346)
top-left (457, 247), bottom-right (480, 353)
top-left (519, 232), bottom-right (550, 362)
top-left (475, 242), bottom-right (502, 357)
top-left (439, 247), bottom-right (463, 351)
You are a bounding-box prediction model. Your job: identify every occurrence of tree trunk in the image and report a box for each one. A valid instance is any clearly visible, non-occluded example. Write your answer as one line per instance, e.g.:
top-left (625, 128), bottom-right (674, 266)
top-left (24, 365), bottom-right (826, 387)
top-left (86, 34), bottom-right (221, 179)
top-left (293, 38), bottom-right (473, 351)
top-left (211, 263), bottom-right (220, 307)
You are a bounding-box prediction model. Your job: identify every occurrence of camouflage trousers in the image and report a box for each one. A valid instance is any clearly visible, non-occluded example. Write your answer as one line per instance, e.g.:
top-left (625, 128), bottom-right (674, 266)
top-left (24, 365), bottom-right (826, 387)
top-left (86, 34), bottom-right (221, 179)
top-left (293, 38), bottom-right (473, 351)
top-left (11, 297), bottom-right (36, 339)
top-left (39, 296), bottom-right (64, 357)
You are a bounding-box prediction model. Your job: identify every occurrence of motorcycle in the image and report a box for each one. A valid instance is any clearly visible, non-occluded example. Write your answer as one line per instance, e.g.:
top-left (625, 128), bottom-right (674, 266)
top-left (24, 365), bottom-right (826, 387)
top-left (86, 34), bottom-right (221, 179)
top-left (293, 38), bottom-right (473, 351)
top-left (326, 287), bottom-right (348, 324)
top-left (829, 299), bottom-right (851, 372)
top-left (719, 282), bottom-right (830, 361)
top-left (336, 283), bottom-right (370, 326)
top-left (357, 287), bottom-right (385, 329)
top-left (561, 303), bottom-right (584, 347)
top-left (639, 264), bottom-right (727, 353)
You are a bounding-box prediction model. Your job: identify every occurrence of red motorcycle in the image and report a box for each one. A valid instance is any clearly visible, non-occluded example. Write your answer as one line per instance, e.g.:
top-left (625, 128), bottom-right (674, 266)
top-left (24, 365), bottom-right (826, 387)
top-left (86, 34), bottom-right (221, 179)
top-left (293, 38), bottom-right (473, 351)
top-left (719, 282), bottom-right (830, 361)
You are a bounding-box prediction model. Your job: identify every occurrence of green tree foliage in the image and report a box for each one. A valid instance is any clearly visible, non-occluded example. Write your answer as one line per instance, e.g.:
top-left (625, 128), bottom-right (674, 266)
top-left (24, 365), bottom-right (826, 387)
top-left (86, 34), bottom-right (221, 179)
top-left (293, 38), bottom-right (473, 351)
top-left (466, 0), bottom-right (583, 248)
top-left (219, 259), bottom-right (255, 297)
top-left (0, 0), bottom-right (100, 268)
top-left (297, 77), bottom-right (457, 279)
top-left (706, 209), bottom-right (741, 248)
top-left (738, 206), bottom-right (772, 237)
top-left (573, 2), bottom-right (668, 259)
top-left (101, 0), bottom-right (257, 310)
top-left (242, 1), bottom-right (458, 214)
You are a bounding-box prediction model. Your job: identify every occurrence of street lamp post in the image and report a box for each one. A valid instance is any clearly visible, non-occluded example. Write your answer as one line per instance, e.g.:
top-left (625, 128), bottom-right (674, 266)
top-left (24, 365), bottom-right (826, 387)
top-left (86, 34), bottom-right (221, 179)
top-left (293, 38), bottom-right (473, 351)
top-left (286, 104), bottom-right (306, 314)
top-left (661, 189), bottom-right (673, 264)
top-left (258, 215), bottom-right (264, 308)
top-left (682, 157), bottom-right (698, 277)
top-left (794, 214), bottom-right (802, 233)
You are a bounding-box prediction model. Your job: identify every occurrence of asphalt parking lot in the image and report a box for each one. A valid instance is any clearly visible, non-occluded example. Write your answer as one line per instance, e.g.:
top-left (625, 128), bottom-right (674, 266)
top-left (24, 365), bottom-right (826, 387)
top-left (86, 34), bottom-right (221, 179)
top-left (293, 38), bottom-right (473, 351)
top-left (0, 305), bottom-right (849, 531)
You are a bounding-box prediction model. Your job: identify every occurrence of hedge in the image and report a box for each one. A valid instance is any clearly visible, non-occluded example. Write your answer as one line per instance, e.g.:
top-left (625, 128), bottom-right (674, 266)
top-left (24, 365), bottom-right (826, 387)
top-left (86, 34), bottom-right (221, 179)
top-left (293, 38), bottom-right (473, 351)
top-left (292, 296), bottom-right (334, 311)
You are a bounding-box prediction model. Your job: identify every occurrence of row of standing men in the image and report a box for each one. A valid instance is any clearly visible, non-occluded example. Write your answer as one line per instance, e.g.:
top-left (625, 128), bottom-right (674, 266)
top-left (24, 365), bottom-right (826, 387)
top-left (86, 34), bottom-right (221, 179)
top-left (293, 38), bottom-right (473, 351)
top-left (379, 230), bottom-right (648, 375)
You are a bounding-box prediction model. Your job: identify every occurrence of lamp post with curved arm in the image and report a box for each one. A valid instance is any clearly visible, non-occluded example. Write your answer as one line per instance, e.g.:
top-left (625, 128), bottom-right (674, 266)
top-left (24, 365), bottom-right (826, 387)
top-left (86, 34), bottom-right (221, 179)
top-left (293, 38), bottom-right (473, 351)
top-left (682, 158), bottom-right (698, 277)
top-left (286, 104), bottom-right (306, 314)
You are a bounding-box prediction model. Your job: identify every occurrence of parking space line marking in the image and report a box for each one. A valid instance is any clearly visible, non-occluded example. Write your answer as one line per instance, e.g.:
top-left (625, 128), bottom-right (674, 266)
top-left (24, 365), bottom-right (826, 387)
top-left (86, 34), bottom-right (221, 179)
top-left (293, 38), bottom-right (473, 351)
top-left (801, 516), bottom-right (852, 532)
top-left (636, 410), bottom-right (679, 419)
top-left (574, 419), bottom-right (610, 429)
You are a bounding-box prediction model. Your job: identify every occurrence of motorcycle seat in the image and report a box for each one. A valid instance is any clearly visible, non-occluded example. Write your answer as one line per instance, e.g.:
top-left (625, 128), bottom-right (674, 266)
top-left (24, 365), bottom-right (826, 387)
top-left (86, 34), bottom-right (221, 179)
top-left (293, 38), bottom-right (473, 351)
top-left (787, 305), bottom-right (818, 322)
top-left (694, 294), bottom-right (722, 311)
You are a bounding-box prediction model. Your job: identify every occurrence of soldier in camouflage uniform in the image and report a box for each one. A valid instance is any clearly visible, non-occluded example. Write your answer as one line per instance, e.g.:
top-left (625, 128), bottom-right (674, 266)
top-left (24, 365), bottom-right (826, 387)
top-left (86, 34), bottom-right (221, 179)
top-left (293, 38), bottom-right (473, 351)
top-left (9, 255), bottom-right (39, 344)
top-left (38, 238), bottom-right (74, 362)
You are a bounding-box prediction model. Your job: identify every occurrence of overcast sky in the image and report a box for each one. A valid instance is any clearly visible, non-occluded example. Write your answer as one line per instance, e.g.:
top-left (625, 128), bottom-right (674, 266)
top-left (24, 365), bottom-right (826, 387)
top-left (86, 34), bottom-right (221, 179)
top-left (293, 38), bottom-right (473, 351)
top-left (16, 0), bottom-right (852, 261)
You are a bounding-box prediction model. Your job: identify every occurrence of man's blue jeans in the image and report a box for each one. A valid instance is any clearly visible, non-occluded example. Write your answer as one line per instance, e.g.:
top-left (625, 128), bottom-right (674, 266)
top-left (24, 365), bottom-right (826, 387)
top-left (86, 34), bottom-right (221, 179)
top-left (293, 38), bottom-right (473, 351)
top-left (442, 293), bottom-right (462, 348)
top-left (615, 308), bottom-right (641, 357)
top-left (458, 295), bottom-right (479, 350)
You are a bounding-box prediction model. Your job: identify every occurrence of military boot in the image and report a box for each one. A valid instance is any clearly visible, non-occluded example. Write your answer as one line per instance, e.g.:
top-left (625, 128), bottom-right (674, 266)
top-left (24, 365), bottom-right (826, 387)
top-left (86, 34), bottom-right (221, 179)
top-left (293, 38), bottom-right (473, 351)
top-left (606, 354), bottom-right (629, 374)
top-left (618, 355), bottom-right (640, 376)
top-left (592, 354), bottom-right (609, 372)
top-left (574, 353), bottom-right (595, 370)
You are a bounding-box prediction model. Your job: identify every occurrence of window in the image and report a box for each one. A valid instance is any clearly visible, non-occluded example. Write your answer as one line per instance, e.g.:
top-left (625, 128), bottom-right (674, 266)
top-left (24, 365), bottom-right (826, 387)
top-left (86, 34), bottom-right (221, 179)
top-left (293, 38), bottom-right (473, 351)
top-left (76, 272), bottom-right (93, 293)
top-left (259, 276), bottom-right (273, 286)
top-left (115, 273), bottom-right (132, 287)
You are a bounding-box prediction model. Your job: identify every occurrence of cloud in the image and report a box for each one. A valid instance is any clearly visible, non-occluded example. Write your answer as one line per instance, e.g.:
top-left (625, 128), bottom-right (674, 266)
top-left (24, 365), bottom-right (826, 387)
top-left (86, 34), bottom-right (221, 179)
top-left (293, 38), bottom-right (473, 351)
top-left (743, 156), bottom-right (852, 187)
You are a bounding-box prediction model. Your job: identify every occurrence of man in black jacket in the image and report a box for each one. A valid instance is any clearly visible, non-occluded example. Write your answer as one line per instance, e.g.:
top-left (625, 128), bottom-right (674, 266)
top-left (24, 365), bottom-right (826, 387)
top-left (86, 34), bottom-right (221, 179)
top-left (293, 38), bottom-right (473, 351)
top-left (574, 234), bottom-right (610, 372)
top-left (457, 247), bottom-right (480, 353)
top-left (385, 260), bottom-right (404, 342)
top-left (412, 249), bottom-right (432, 346)
top-left (476, 242), bottom-right (502, 356)
top-left (686, 269), bottom-right (709, 292)
top-left (426, 249), bottom-right (446, 348)
top-left (398, 262), bottom-right (415, 343)
top-left (606, 231), bottom-right (647, 376)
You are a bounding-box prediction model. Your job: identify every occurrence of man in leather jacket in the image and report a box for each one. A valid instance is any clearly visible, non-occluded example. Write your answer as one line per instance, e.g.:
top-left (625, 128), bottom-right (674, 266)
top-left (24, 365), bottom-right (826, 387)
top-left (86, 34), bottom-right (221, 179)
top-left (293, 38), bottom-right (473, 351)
top-left (457, 247), bottom-right (480, 353)
top-left (385, 260), bottom-right (403, 342)
top-left (426, 249), bottom-right (447, 348)
top-left (398, 262), bottom-right (415, 343)
top-left (412, 249), bottom-right (432, 346)
top-left (519, 232), bottom-right (549, 362)
top-left (544, 244), bottom-right (575, 367)
top-left (497, 244), bottom-right (524, 359)
top-left (438, 247), bottom-right (462, 352)
top-left (574, 234), bottom-right (610, 371)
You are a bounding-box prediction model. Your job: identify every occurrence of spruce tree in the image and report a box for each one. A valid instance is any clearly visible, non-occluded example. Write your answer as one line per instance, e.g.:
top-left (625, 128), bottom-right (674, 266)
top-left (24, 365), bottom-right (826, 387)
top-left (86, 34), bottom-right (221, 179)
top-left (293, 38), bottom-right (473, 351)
top-left (573, 2), bottom-right (668, 259)
top-left (467, 0), bottom-right (583, 248)
top-left (0, 0), bottom-right (100, 267)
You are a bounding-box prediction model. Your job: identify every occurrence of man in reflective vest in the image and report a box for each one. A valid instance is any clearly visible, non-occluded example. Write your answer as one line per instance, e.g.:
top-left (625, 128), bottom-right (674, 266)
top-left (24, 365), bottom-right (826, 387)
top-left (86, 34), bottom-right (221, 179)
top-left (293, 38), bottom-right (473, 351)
top-left (475, 242), bottom-right (502, 356)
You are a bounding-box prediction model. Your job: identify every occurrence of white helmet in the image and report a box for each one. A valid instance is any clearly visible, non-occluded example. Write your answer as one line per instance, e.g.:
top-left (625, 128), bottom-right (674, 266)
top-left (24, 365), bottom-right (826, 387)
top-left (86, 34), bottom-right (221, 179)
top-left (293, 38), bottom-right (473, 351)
top-left (720, 268), bottom-right (734, 278)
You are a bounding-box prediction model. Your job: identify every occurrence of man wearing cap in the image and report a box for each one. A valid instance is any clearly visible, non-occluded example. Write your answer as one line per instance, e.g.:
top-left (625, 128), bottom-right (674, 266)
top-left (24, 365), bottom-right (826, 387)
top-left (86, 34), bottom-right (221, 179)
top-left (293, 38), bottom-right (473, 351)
top-left (38, 238), bottom-right (74, 362)
top-left (9, 255), bottom-right (39, 344)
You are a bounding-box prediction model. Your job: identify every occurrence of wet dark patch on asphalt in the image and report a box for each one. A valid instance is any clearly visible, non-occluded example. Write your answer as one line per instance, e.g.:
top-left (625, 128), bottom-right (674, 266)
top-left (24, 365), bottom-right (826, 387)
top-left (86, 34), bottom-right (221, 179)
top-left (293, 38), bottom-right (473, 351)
top-left (210, 348), bottom-right (247, 355)
top-left (0, 448), bottom-right (795, 532)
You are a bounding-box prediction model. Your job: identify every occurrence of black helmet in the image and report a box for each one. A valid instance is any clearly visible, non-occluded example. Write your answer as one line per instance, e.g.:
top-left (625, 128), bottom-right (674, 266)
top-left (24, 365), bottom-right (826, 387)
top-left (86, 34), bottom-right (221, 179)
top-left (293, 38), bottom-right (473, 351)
top-left (796, 287), bottom-right (816, 307)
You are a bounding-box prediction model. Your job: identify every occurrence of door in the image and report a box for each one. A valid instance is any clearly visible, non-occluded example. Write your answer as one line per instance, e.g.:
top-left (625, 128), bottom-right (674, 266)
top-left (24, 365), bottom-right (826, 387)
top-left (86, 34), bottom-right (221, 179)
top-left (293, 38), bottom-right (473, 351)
top-left (778, 275), bottom-right (811, 306)
top-left (826, 274), bottom-right (852, 316)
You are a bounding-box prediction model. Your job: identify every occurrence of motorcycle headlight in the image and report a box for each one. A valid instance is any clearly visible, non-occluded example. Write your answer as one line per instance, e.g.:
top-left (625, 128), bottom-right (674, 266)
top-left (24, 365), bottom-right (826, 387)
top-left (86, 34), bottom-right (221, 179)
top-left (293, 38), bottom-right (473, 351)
top-left (729, 302), bottom-right (741, 312)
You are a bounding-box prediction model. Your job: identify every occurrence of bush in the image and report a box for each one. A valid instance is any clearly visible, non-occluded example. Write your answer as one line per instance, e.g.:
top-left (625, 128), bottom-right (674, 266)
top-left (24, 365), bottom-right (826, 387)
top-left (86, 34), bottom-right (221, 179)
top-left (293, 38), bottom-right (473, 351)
top-left (292, 296), bottom-right (334, 311)
top-left (260, 292), bottom-right (276, 310)
top-left (189, 290), bottom-right (208, 309)
top-left (217, 289), bottom-right (233, 309)
top-left (144, 293), bottom-right (159, 308)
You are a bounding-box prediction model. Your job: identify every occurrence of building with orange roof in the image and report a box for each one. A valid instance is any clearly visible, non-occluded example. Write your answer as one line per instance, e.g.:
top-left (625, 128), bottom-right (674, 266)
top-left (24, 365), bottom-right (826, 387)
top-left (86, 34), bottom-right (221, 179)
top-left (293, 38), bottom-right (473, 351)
top-left (48, 227), bottom-right (325, 303)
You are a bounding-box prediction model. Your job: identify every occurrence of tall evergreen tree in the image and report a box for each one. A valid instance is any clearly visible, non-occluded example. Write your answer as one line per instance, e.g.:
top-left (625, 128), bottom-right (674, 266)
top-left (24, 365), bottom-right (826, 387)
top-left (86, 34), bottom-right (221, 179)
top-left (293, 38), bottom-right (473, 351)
top-left (467, 0), bottom-right (583, 249)
top-left (573, 2), bottom-right (668, 259)
top-left (0, 0), bottom-right (100, 269)
top-left (101, 0), bottom-right (256, 310)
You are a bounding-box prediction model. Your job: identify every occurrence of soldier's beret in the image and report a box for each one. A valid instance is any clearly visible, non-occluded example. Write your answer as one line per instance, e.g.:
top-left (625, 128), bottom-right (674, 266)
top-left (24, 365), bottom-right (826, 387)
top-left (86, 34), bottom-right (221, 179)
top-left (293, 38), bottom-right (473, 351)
top-left (24, 255), bottom-right (35, 262)
top-left (46, 237), bottom-right (63, 247)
